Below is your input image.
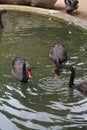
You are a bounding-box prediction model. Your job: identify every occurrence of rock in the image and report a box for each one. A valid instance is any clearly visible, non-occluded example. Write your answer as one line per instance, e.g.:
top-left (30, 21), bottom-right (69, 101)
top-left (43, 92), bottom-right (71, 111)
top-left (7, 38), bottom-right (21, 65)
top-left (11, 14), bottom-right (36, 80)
top-left (30, 0), bottom-right (57, 9)
top-left (0, 0), bottom-right (57, 8)
top-left (0, 0), bottom-right (31, 5)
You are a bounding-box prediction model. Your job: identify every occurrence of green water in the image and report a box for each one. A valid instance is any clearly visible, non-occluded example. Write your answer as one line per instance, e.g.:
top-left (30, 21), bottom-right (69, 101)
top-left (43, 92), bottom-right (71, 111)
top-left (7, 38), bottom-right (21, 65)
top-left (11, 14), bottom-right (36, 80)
top-left (0, 10), bottom-right (87, 130)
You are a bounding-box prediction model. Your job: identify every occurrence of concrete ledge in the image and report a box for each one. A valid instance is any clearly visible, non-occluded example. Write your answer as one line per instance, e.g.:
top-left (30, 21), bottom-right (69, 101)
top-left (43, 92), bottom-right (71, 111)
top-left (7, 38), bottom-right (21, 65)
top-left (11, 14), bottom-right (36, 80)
top-left (0, 4), bottom-right (87, 30)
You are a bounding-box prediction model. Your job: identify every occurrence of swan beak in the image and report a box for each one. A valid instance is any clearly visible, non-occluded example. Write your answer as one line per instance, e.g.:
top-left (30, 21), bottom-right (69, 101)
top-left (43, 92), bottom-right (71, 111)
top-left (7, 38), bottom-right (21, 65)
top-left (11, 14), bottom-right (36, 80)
top-left (54, 68), bottom-right (59, 78)
top-left (54, 73), bottom-right (58, 78)
top-left (27, 70), bottom-right (32, 78)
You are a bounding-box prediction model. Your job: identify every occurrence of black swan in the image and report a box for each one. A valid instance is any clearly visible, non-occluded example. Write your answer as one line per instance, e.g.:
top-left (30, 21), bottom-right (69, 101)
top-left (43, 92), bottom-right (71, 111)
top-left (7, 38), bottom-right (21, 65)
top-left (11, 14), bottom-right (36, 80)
top-left (49, 43), bottom-right (68, 77)
top-left (0, 9), bottom-right (8, 29)
top-left (55, 63), bottom-right (87, 95)
top-left (12, 57), bottom-right (32, 83)
top-left (64, 0), bottom-right (79, 14)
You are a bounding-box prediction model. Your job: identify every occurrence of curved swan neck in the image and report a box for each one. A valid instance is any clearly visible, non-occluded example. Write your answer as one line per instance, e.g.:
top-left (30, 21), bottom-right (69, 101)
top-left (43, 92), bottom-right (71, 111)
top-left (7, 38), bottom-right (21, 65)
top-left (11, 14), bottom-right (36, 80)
top-left (0, 10), bottom-right (5, 18)
top-left (0, 10), bottom-right (6, 28)
top-left (23, 62), bottom-right (27, 76)
top-left (59, 64), bottom-right (75, 87)
top-left (22, 63), bottom-right (27, 82)
top-left (0, 10), bottom-right (3, 16)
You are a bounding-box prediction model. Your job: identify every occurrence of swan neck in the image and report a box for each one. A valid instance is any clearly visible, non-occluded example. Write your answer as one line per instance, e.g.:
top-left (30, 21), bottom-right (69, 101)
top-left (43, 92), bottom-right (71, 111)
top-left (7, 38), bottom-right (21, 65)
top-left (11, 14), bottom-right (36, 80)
top-left (59, 64), bottom-right (75, 87)
top-left (22, 63), bottom-right (28, 82)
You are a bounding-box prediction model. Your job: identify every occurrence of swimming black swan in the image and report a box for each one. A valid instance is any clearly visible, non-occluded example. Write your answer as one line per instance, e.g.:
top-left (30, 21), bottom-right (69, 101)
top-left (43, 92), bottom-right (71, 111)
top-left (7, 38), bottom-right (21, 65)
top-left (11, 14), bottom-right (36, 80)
top-left (64, 0), bottom-right (79, 14)
top-left (49, 44), bottom-right (87, 95)
top-left (12, 57), bottom-right (32, 83)
top-left (0, 9), bottom-right (8, 29)
top-left (49, 43), bottom-right (68, 77)
top-left (55, 63), bottom-right (87, 95)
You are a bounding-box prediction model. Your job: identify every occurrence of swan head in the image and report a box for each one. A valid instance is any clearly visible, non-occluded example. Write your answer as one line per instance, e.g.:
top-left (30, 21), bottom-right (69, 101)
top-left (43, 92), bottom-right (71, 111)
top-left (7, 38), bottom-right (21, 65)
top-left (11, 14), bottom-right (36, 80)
top-left (54, 67), bottom-right (60, 78)
top-left (2, 9), bottom-right (8, 16)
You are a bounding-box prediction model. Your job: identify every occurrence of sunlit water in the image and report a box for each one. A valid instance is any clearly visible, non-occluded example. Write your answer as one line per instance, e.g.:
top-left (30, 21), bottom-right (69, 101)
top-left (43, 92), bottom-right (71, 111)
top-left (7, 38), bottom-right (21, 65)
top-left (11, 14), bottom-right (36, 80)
top-left (0, 10), bottom-right (87, 130)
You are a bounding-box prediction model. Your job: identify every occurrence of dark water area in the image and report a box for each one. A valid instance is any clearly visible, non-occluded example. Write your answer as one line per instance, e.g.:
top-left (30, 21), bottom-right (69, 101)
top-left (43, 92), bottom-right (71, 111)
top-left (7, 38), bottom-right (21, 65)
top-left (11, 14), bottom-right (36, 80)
top-left (0, 10), bottom-right (87, 130)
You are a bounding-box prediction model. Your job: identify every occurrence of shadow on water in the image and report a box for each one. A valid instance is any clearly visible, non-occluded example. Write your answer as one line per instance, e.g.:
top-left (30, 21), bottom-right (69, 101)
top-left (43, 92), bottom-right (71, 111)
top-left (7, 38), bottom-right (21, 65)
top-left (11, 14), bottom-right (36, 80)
top-left (0, 10), bottom-right (87, 130)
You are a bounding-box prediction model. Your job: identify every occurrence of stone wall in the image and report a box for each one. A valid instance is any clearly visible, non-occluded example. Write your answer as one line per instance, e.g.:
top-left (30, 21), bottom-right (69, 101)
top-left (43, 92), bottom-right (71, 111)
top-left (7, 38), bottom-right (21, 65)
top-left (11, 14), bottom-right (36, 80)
top-left (0, 0), bottom-right (57, 8)
top-left (30, 0), bottom-right (57, 8)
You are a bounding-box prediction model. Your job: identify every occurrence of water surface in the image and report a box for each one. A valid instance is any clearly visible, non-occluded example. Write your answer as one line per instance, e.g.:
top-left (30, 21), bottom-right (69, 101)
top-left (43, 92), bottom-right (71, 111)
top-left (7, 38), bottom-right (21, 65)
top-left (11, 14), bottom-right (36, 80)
top-left (0, 11), bottom-right (87, 130)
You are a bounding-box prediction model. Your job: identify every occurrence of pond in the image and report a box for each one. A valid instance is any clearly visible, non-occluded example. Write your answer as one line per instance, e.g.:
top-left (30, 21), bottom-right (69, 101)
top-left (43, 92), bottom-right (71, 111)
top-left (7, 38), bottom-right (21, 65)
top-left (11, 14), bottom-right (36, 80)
top-left (0, 10), bottom-right (87, 130)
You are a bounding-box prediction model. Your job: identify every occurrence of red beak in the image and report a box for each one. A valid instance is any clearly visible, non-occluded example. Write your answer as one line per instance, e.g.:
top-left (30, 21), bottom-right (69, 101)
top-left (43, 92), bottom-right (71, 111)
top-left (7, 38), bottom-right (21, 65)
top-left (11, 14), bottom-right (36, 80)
top-left (5, 11), bottom-right (9, 16)
top-left (54, 73), bottom-right (58, 78)
top-left (27, 70), bottom-right (32, 78)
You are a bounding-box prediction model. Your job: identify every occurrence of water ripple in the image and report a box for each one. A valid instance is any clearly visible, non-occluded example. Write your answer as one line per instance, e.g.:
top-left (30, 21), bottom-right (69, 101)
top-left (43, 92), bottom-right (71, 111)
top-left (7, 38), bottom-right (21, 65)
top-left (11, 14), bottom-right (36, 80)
top-left (0, 10), bottom-right (87, 130)
top-left (38, 77), bottom-right (66, 93)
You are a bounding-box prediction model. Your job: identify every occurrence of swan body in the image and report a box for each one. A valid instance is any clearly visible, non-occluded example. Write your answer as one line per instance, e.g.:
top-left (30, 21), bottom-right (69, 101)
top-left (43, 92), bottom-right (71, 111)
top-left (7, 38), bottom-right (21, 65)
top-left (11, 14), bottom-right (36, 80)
top-left (57, 64), bottom-right (87, 95)
top-left (49, 43), bottom-right (68, 67)
top-left (64, 0), bottom-right (79, 14)
top-left (75, 80), bottom-right (87, 93)
top-left (49, 43), bottom-right (68, 77)
top-left (49, 43), bottom-right (87, 95)
top-left (0, 9), bottom-right (8, 29)
top-left (12, 57), bottom-right (32, 83)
